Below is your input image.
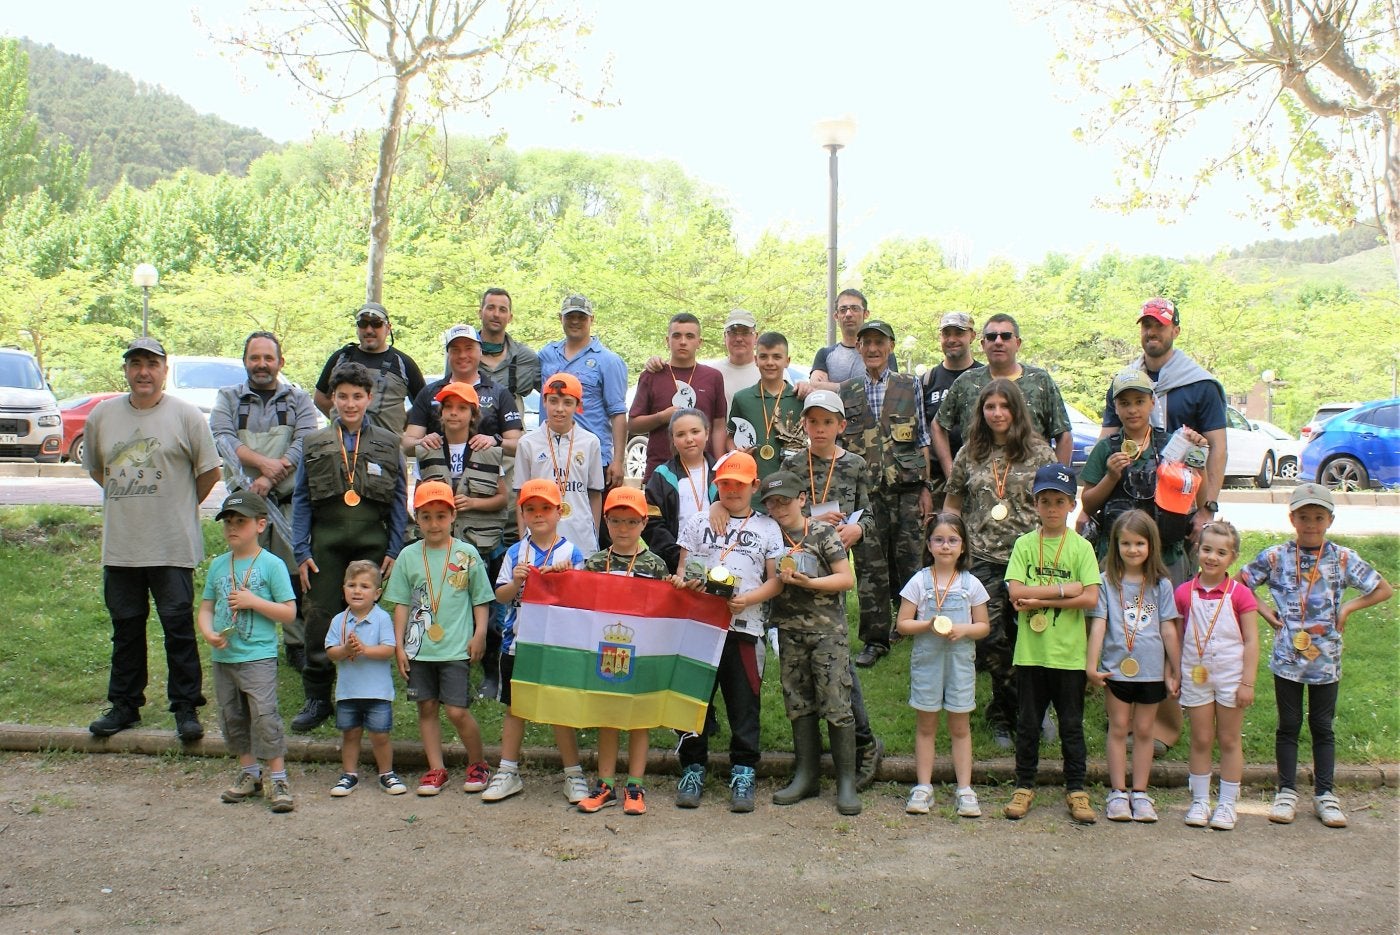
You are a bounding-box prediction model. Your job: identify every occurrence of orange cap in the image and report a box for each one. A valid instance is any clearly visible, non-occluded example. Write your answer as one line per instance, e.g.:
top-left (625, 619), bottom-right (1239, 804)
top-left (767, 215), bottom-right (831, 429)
top-left (714, 450), bottom-right (758, 484)
top-left (542, 372), bottom-right (584, 411)
top-left (434, 381), bottom-right (479, 407)
top-left (517, 478), bottom-right (562, 508)
top-left (1154, 461), bottom-right (1198, 515)
top-left (413, 480), bottom-right (456, 512)
top-left (604, 486), bottom-right (648, 519)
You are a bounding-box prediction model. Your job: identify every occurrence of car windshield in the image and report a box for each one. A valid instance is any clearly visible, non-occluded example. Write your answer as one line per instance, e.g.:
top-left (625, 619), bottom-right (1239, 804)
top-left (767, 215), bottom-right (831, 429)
top-left (0, 355), bottom-right (46, 390)
top-left (174, 360), bottom-right (245, 389)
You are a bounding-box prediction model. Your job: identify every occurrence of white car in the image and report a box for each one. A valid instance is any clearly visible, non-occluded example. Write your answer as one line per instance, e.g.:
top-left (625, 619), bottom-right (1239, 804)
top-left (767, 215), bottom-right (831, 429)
top-left (1248, 419), bottom-right (1305, 481)
top-left (1224, 406), bottom-right (1279, 488)
top-left (166, 355), bottom-right (248, 415)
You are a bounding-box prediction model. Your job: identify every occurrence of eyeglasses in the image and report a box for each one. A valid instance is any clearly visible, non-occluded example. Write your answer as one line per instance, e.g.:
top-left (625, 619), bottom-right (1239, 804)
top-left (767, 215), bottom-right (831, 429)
top-left (836, 304), bottom-right (865, 314)
top-left (605, 515), bottom-right (643, 527)
top-left (929, 536), bottom-right (962, 547)
top-left (982, 331), bottom-right (1016, 343)
top-left (357, 319), bottom-right (386, 329)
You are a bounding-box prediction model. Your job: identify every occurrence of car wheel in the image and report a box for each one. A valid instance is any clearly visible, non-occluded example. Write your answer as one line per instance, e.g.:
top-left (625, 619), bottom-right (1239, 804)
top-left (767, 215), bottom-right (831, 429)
top-left (624, 436), bottom-right (648, 481)
top-left (1277, 456), bottom-right (1299, 481)
top-left (1254, 453), bottom-right (1274, 489)
top-left (70, 435), bottom-right (85, 465)
top-left (1319, 456), bottom-right (1368, 491)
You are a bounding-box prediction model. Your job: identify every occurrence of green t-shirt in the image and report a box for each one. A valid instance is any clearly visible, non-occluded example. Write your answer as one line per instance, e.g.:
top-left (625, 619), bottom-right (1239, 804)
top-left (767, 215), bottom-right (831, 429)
top-left (201, 549), bottom-right (296, 664)
top-left (384, 538), bottom-right (493, 662)
top-left (1004, 529), bottom-right (1100, 670)
top-left (729, 381), bottom-right (804, 480)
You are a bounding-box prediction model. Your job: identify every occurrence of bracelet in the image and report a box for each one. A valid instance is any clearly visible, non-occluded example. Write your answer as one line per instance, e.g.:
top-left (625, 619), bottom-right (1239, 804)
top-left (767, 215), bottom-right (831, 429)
top-left (1240, 682), bottom-right (1254, 688)
top-left (1058, 584), bottom-right (1064, 599)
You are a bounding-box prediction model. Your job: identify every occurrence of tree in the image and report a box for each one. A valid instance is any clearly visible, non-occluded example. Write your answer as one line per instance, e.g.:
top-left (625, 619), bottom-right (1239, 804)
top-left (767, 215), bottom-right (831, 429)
top-left (0, 39), bottom-right (89, 213)
top-left (1044, 1), bottom-right (1400, 289)
top-left (219, 0), bottom-right (608, 303)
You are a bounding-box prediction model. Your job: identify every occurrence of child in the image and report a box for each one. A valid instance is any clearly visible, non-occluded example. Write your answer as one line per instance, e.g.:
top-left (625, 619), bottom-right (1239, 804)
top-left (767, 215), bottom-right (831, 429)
top-left (729, 331), bottom-right (802, 485)
top-left (198, 491), bottom-right (298, 813)
top-left (1239, 483), bottom-right (1393, 828)
top-left (761, 472), bottom-right (860, 815)
top-left (325, 560), bottom-right (406, 796)
top-left (481, 479), bottom-right (590, 803)
top-left (1175, 520), bottom-right (1259, 830)
top-left (577, 487), bottom-right (672, 816)
top-left (643, 408), bottom-right (717, 572)
top-left (895, 512), bottom-right (990, 818)
top-left (672, 451), bottom-right (784, 812)
top-left (514, 372), bottom-right (604, 553)
top-left (416, 381), bottom-right (508, 562)
top-left (627, 312), bottom-right (727, 479)
top-left (1086, 510), bottom-right (1182, 822)
top-left (1003, 464), bottom-right (1101, 824)
top-left (385, 481), bottom-right (493, 796)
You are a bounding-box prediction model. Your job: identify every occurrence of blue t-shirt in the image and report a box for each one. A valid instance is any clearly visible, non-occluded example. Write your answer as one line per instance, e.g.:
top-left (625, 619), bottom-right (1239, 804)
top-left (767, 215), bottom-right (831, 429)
top-left (535, 337), bottom-right (628, 464)
top-left (201, 549), bottom-right (296, 664)
top-left (495, 535), bottom-right (586, 654)
top-left (326, 605), bottom-right (396, 701)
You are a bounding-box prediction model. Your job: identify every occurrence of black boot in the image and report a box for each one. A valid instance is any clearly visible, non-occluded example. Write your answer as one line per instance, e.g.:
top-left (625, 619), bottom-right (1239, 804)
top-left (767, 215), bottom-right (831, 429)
top-left (829, 722), bottom-right (862, 816)
top-left (773, 715), bottom-right (822, 805)
top-left (290, 698), bottom-right (334, 732)
top-left (174, 705), bottom-right (204, 742)
top-left (89, 703), bottom-right (140, 737)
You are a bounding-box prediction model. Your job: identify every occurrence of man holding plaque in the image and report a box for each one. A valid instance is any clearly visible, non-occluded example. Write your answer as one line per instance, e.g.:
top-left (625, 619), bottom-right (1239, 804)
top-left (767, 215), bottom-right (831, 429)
top-left (628, 313), bottom-right (727, 481)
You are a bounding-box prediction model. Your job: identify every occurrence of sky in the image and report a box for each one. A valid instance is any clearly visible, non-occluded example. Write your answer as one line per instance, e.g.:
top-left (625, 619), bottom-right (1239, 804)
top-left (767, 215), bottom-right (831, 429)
top-left (3, 1), bottom-right (1329, 270)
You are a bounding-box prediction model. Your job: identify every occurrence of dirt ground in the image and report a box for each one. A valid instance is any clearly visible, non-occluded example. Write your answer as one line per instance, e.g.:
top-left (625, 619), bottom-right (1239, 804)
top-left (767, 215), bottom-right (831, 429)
top-left (2, 751), bottom-right (1397, 935)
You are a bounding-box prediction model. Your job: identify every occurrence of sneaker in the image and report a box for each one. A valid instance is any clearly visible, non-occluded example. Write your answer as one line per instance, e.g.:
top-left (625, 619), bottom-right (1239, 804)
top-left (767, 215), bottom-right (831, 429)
top-left (89, 704), bottom-right (140, 738)
top-left (1269, 789), bottom-right (1299, 824)
top-left (563, 770), bottom-right (591, 804)
top-left (416, 768), bottom-right (449, 796)
top-left (905, 784), bottom-right (934, 815)
top-left (1209, 801), bottom-right (1237, 831)
top-left (174, 706), bottom-right (204, 742)
top-left (623, 783), bottom-right (647, 816)
top-left (290, 698), bottom-right (334, 732)
top-left (1130, 792), bottom-right (1158, 823)
top-left (221, 771), bottom-right (262, 803)
top-left (378, 772), bottom-right (407, 795)
top-left (268, 779), bottom-right (295, 813)
top-left (992, 727), bottom-right (1013, 751)
top-left (1314, 792), bottom-right (1347, 828)
top-left (1105, 790), bottom-right (1131, 822)
top-left (1066, 790), bottom-right (1097, 824)
top-left (675, 764), bottom-right (705, 808)
top-left (955, 789), bottom-right (982, 818)
top-left (729, 765), bottom-right (756, 813)
top-left (462, 761), bottom-right (492, 793)
top-left (481, 770), bottom-right (523, 802)
top-left (1184, 799), bottom-right (1211, 827)
top-left (1004, 787), bottom-right (1035, 820)
top-left (578, 781), bottom-right (617, 813)
top-left (330, 773), bottom-right (359, 797)
top-left (855, 736), bottom-right (885, 792)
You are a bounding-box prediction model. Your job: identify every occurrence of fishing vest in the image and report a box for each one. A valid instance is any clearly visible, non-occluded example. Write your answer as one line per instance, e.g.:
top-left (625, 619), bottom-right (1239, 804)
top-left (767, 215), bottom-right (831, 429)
top-left (303, 423), bottom-right (401, 507)
top-left (418, 443), bottom-right (507, 553)
top-left (839, 373), bottom-right (925, 488)
top-left (332, 344), bottom-right (411, 435)
top-left (1096, 427), bottom-right (1192, 549)
top-left (220, 392), bottom-right (297, 500)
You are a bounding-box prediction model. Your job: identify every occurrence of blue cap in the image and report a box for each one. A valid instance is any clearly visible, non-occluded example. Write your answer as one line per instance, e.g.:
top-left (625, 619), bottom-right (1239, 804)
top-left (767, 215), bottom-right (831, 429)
top-left (1032, 464), bottom-right (1077, 497)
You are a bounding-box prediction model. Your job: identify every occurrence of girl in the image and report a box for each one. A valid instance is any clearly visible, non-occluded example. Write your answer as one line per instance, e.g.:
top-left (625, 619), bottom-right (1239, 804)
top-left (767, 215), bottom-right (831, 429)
top-left (642, 408), bottom-right (716, 573)
top-left (1086, 510), bottom-right (1181, 822)
top-left (895, 512), bottom-right (991, 817)
top-left (1174, 520), bottom-right (1259, 830)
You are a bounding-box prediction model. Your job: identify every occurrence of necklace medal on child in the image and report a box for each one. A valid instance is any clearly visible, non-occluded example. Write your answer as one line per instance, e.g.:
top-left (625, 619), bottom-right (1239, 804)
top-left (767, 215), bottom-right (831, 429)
top-left (1118, 580), bottom-right (1148, 678)
top-left (989, 458), bottom-right (1011, 521)
top-left (929, 570), bottom-right (955, 635)
top-left (1192, 664), bottom-right (1209, 685)
top-left (668, 365), bottom-right (697, 409)
top-left (779, 520), bottom-right (808, 575)
top-left (548, 429), bottom-right (575, 519)
top-left (1290, 546), bottom-right (1323, 659)
top-left (1189, 578), bottom-right (1232, 685)
top-left (1029, 612), bottom-right (1049, 633)
top-left (1120, 438), bottom-right (1140, 458)
top-left (1029, 531), bottom-right (1066, 634)
top-left (757, 384), bottom-right (782, 462)
top-left (338, 426), bottom-right (362, 506)
top-left (422, 545), bottom-right (450, 642)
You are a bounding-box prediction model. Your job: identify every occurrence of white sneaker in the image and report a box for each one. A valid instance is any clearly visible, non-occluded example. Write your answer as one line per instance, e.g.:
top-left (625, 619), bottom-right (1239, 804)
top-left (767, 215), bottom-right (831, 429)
top-left (1209, 801), bottom-right (1237, 831)
top-left (905, 785), bottom-right (933, 815)
top-left (481, 770), bottom-right (523, 802)
top-left (1314, 792), bottom-right (1347, 828)
top-left (1184, 799), bottom-right (1211, 827)
top-left (955, 789), bottom-right (981, 818)
top-left (1105, 790), bottom-right (1131, 822)
top-left (1130, 792), bottom-right (1158, 823)
top-left (1269, 789), bottom-right (1298, 824)
top-left (563, 770), bottom-right (591, 804)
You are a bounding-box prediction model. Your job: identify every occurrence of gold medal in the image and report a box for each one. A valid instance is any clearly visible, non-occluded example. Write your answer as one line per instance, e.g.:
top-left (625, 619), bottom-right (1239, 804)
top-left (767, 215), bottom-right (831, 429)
top-left (559, 501), bottom-right (572, 518)
top-left (1120, 439), bottom-right (1140, 458)
top-left (990, 502), bottom-right (1009, 522)
top-left (343, 489), bottom-right (361, 507)
top-left (1303, 645), bottom-right (1322, 661)
top-left (759, 444), bottom-right (775, 461)
top-left (933, 615), bottom-right (954, 636)
top-left (1119, 656), bottom-right (1140, 678)
top-left (427, 623), bottom-right (444, 642)
top-left (1029, 612), bottom-right (1049, 633)
top-left (1191, 664), bottom-right (1208, 685)
top-left (778, 555), bottom-right (797, 574)
top-left (1292, 630), bottom-right (1312, 651)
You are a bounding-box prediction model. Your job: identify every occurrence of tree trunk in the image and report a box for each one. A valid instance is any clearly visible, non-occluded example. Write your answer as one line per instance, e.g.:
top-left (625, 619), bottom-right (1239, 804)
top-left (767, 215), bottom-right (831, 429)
top-left (365, 75), bottom-right (411, 305)
top-left (1385, 113), bottom-right (1400, 297)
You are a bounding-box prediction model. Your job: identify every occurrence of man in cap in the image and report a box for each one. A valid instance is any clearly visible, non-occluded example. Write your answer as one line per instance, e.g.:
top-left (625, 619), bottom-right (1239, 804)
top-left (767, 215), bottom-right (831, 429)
top-left (314, 301), bottom-right (426, 436)
top-left (537, 294), bottom-right (630, 487)
top-left (704, 308), bottom-right (762, 407)
top-left (84, 337), bottom-right (222, 741)
top-left (401, 323), bottom-right (523, 456)
top-left (803, 289), bottom-right (899, 395)
top-left (920, 311), bottom-right (986, 510)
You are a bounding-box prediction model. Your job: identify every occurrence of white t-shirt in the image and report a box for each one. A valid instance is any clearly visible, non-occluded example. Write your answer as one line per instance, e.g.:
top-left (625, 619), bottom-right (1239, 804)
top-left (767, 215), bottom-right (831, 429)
top-left (677, 509), bottom-right (783, 637)
top-left (703, 357), bottom-right (760, 408)
top-left (513, 423), bottom-right (604, 552)
top-left (676, 462), bottom-right (711, 529)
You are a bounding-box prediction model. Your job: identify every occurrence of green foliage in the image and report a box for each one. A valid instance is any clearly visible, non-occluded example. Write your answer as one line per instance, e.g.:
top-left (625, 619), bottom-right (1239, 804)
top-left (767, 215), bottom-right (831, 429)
top-left (0, 39), bottom-right (88, 213)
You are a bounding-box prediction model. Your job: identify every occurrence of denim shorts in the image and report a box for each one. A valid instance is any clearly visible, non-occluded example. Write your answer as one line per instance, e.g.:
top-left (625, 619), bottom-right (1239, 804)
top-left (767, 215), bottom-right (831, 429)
top-left (405, 658), bottom-right (473, 708)
top-left (909, 634), bottom-right (977, 713)
top-left (335, 698), bottom-right (394, 733)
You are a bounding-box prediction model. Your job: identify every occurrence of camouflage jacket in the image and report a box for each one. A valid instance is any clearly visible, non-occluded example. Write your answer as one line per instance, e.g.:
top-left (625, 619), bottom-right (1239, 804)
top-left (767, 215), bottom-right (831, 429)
top-left (767, 519), bottom-right (849, 632)
top-left (935, 364), bottom-right (1071, 448)
top-left (837, 373), bottom-right (926, 489)
top-left (779, 448), bottom-right (877, 544)
top-left (946, 439), bottom-right (1056, 564)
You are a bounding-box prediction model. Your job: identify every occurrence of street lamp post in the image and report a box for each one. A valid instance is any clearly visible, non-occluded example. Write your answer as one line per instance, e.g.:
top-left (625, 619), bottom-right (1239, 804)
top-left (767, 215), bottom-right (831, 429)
top-left (132, 263), bottom-right (159, 337)
top-left (815, 116), bottom-right (856, 347)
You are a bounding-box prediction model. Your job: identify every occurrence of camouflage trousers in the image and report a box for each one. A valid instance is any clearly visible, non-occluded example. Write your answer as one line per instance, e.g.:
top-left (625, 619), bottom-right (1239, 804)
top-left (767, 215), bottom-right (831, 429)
top-left (854, 484), bottom-right (926, 649)
top-left (777, 627), bottom-right (854, 726)
top-left (971, 559), bottom-right (1017, 734)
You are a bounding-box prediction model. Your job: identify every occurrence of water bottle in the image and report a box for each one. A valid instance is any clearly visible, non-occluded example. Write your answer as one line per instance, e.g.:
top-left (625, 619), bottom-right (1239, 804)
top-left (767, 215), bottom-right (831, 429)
top-left (1161, 427), bottom-right (1192, 464)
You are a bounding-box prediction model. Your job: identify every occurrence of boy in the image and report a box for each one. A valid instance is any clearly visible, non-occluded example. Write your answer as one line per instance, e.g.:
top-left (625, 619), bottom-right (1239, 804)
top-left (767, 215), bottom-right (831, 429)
top-left (291, 361), bottom-right (407, 732)
top-left (1003, 464), bottom-right (1101, 823)
top-left (482, 479), bottom-right (591, 803)
top-left (628, 312), bottom-right (728, 480)
top-left (672, 451), bottom-right (784, 812)
top-left (1238, 483), bottom-right (1392, 828)
top-left (325, 560), bottom-right (406, 796)
top-left (729, 331), bottom-right (802, 490)
top-left (577, 486), bottom-right (672, 816)
top-left (416, 381), bottom-right (509, 560)
top-left (386, 481), bottom-right (493, 796)
top-left (198, 491), bottom-right (298, 813)
top-left (514, 372), bottom-right (604, 553)
top-left (760, 471), bottom-right (860, 815)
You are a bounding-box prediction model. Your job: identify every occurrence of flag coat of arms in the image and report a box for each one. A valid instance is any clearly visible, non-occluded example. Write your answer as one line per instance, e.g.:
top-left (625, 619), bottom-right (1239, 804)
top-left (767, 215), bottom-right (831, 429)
top-left (511, 569), bottom-right (731, 733)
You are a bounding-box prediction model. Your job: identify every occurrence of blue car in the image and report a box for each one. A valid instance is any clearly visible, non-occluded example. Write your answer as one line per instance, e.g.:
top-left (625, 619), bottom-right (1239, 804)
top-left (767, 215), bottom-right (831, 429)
top-left (1300, 397), bottom-right (1400, 490)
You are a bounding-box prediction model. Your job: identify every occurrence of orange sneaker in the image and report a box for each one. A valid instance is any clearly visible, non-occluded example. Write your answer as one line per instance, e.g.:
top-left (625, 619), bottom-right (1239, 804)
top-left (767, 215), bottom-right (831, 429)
top-left (577, 781), bottom-right (617, 813)
top-left (623, 783), bottom-right (647, 816)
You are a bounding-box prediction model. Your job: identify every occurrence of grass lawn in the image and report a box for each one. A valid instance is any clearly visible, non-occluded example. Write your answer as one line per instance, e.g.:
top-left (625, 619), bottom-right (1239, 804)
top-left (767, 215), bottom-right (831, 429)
top-left (1, 506), bottom-right (1395, 765)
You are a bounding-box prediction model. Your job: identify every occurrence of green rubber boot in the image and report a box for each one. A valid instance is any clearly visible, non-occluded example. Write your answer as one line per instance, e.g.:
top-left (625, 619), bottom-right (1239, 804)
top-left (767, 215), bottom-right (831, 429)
top-left (829, 722), bottom-right (863, 816)
top-left (773, 715), bottom-right (823, 805)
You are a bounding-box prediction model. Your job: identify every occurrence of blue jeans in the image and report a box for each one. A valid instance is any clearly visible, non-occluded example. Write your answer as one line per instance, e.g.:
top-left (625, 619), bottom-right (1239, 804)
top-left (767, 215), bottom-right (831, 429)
top-left (102, 565), bottom-right (205, 712)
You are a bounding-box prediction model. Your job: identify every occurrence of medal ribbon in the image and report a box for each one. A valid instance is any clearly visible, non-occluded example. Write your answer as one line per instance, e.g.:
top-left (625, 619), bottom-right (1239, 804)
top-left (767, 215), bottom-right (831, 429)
top-left (1293, 544), bottom-right (1324, 625)
top-left (608, 548), bottom-right (641, 576)
top-left (929, 569), bottom-right (953, 616)
top-left (1036, 532), bottom-right (1068, 586)
top-left (807, 448), bottom-right (837, 509)
top-left (1190, 577), bottom-right (1232, 663)
top-left (781, 518), bottom-right (809, 552)
top-left (682, 459), bottom-right (708, 513)
top-left (758, 384), bottom-right (784, 448)
top-left (227, 548), bottom-right (262, 635)
top-left (421, 544), bottom-right (450, 620)
top-left (716, 512), bottom-right (755, 566)
top-left (990, 458), bottom-right (1010, 500)
top-left (1119, 578), bottom-right (1147, 653)
top-left (338, 425), bottom-right (360, 495)
top-left (548, 428), bottom-right (575, 500)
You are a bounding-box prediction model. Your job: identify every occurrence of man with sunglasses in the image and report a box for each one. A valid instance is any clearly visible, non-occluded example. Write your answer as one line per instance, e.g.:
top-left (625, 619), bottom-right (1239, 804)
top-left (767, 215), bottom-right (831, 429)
top-left (314, 302), bottom-right (426, 437)
top-left (803, 289), bottom-right (899, 395)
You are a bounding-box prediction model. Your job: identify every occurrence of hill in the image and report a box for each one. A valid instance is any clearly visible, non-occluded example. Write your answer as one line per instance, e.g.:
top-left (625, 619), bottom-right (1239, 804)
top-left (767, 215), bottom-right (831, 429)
top-left (1217, 245), bottom-right (1395, 297)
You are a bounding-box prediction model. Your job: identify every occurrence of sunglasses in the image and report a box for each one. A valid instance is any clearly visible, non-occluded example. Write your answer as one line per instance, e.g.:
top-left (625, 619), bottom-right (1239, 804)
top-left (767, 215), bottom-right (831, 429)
top-left (982, 331), bottom-right (1016, 342)
top-left (357, 318), bottom-right (386, 329)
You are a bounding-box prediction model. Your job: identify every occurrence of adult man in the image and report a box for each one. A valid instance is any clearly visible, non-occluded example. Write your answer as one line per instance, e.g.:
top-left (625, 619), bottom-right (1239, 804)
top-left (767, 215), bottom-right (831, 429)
top-left (629, 312), bottom-right (727, 479)
top-left (84, 337), bottom-right (221, 740)
top-left (536, 294), bottom-right (630, 487)
top-left (920, 312), bottom-right (985, 510)
top-left (703, 308), bottom-right (761, 406)
top-left (933, 313), bottom-right (1073, 470)
top-left (210, 332), bottom-right (319, 672)
top-left (401, 323), bottom-right (523, 456)
top-left (314, 302), bottom-right (425, 436)
top-left (804, 289), bottom-right (898, 394)
top-left (837, 320), bottom-right (933, 667)
top-left (476, 287), bottom-right (541, 412)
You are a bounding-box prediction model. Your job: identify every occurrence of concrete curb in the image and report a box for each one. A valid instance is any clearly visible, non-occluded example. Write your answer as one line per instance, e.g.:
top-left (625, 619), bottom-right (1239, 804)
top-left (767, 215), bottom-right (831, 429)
top-left (2, 723), bottom-right (1395, 790)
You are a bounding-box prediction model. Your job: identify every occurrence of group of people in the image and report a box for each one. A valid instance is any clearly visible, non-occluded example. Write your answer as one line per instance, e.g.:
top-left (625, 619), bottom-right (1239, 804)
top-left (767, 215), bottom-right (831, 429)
top-left (78, 290), bottom-right (1391, 825)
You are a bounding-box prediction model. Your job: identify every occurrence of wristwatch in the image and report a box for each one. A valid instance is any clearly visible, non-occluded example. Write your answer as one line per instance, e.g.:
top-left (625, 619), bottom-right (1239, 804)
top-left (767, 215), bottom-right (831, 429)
top-left (1202, 500), bottom-right (1219, 513)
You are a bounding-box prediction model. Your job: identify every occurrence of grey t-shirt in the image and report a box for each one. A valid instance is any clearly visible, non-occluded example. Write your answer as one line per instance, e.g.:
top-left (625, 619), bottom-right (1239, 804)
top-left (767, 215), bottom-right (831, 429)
top-left (84, 394), bottom-right (220, 568)
top-left (1093, 576), bottom-right (1180, 682)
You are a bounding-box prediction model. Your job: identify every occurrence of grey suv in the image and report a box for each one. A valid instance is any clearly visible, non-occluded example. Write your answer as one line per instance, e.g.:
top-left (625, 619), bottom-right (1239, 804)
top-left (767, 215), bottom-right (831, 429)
top-left (0, 347), bottom-right (63, 461)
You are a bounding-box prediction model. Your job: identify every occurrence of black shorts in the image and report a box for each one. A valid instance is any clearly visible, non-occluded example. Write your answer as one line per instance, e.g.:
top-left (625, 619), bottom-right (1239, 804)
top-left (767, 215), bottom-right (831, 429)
top-left (1107, 679), bottom-right (1168, 705)
top-left (497, 652), bottom-right (516, 706)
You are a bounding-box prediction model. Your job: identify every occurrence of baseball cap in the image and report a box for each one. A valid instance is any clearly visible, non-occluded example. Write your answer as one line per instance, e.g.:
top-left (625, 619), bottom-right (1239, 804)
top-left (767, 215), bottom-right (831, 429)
top-left (939, 312), bottom-right (975, 332)
top-left (560, 294), bottom-right (594, 317)
top-left (412, 480), bottom-right (456, 512)
top-left (542, 372), bottom-right (585, 410)
top-left (724, 308), bottom-right (757, 331)
top-left (1289, 482), bottom-right (1335, 514)
top-left (714, 450), bottom-right (758, 484)
top-left (1154, 461), bottom-right (1199, 514)
top-left (443, 323), bottom-right (481, 347)
top-left (123, 336), bottom-right (167, 359)
top-left (603, 486), bottom-right (648, 519)
top-left (518, 478), bottom-right (562, 507)
top-left (215, 490), bottom-right (269, 520)
top-left (434, 381), bottom-right (479, 407)
top-left (1111, 368), bottom-right (1156, 398)
top-left (803, 390), bottom-right (845, 416)
top-left (356, 302), bottom-right (389, 324)
top-left (1138, 297), bottom-right (1179, 327)
top-left (759, 471), bottom-right (804, 502)
top-left (857, 319), bottom-right (896, 341)
top-left (1032, 463), bottom-right (1077, 497)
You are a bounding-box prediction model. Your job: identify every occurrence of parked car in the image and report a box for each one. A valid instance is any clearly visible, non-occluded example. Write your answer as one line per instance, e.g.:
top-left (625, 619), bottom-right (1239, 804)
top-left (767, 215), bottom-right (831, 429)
top-left (1249, 419), bottom-right (1305, 481)
top-left (58, 392), bottom-right (123, 463)
top-left (1223, 406), bottom-right (1279, 488)
top-left (165, 355), bottom-right (247, 415)
top-left (1300, 401), bottom-right (1359, 442)
top-left (0, 346), bottom-right (62, 462)
top-left (1064, 402), bottom-right (1100, 471)
top-left (1301, 397), bottom-right (1400, 490)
